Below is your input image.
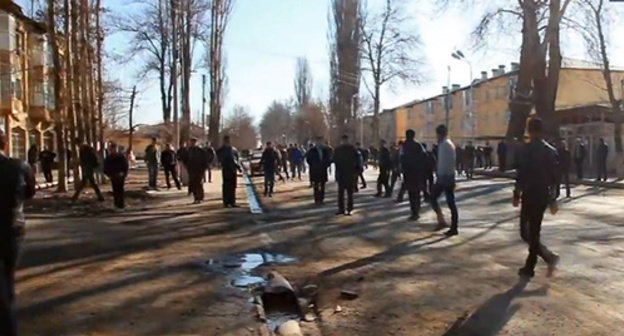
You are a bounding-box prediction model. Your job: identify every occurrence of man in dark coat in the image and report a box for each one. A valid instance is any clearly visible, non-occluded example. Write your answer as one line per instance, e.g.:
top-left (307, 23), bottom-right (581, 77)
top-left (216, 136), bottom-right (242, 207)
top-left (144, 137), bottom-right (160, 189)
top-left (177, 141), bottom-right (189, 186)
top-left (72, 141), bottom-right (104, 202)
top-left (556, 139), bottom-right (572, 198)
top-left (484, 141), bottom-right (493, 169)
top-left (355, 142), bottom-right (367, 190)
top-left (597, 138), bottom-right (609, 182)
top-left (27, 144), bottom-right (38, 174)
top-left (187, 138), bottom-right (208, 203)
top-left (0, 130), bottom-right (35, 336)
top-left (514, 117), bottom-right (560, 279)
top-left (103, 142), bottom-right (129, 209)
top-left (333, 134), bottom-right (360, 215)
top-left (369, 145), bottom-right (378, 169)
top-left (306, 137), bottom-right (330, 205)
top-left (376, 140), bottom-right (391, 197)
top-left (573, 138), bottom-right (586, 180)
top-left (161, 144), bottom-right (181, 190)
top-left (464, 141), bottom-right (475, 180)
top-left (205, 142), bottom-right (216, 183)
top-left (259, 141), bottom-right (280, 197)
top-left (497, 140), bottom-right (507, 172)
top-left (39, 147), bottom-right (56, 183)
top-left (401, 130), bottom-right (427, 220)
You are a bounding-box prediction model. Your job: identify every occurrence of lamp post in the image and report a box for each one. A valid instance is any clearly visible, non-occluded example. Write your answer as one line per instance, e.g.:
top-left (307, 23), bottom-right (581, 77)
top-left (452, 50), bottom-right (475, 141)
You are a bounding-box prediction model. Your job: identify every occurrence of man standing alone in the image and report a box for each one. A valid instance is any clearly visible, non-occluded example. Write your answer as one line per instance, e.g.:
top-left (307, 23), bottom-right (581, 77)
top-left (103, 143), bottom-right (129, 209)
top-left (187, 138), bottom-right (208, 204)
top-left (307, 137), bottom-right (330, 205)
top-left (401, 130), bottom-right (427, 221)
top-left (573, 138), bottom-right (586, 180)
top-left (376, 140), bottom-right (391, 197)
top-left (144, 137), bottom-right (160, 189)
top-left (0, 130), bottom-right (35, 336)
top-left (597, 138), bottom-right (609, 182)
top-left (430, 125), bottom-right (459, 236)
top-left (333, 134), bottom-right (360, 215)
top-left (513, 117), bottom-right (560, 279)
top-left (217, 136), bottom-right (241, 208)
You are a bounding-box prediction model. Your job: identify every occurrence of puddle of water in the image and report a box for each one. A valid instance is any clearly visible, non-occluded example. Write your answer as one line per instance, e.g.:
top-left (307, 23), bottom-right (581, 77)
top-left (232, 275), bottom-right (266, 288)
top-left (203, 252), bottom-right (298, 289)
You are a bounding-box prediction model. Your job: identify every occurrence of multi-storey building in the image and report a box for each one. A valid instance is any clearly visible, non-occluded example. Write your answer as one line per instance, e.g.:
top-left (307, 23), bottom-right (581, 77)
top-left (0, 0), bottom-right (54, 160)
top-left (386, 62), bottom-right (624, 170)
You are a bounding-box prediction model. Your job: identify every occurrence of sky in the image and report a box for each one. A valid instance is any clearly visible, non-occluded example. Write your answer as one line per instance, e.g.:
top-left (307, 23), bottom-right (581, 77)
top-left (15, 0), bottom-right (624, 126)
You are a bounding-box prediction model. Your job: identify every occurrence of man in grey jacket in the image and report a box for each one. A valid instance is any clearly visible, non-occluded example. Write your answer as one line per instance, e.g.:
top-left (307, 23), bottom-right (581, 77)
top-left (430, 125), bottom-right (459, 236)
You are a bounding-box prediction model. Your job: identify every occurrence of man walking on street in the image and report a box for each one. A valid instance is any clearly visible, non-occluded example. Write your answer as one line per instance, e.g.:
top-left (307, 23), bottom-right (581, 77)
top-left (376, 140), bottom-right (391, 198)
top-left (161, 144), bottom-right (181, 190)
top-left (217, 136), bottom-right (242, 208)
top-left (145, 138), bottom-right (160, 189)
top-left (205, 142), bottom-right (216, 183)
top-left (187, 138), bottom-right (208, 204)
top-left (72, 141), bottom-right (104, 202)
top-left (39, 147), bottom-right (56, 183)
top-left (574, 138), bottom-right (586, 180)
top-left (333, 134), bottom-right (360, 215)
top-left (103, 143), bottom-right (129, 209)
top-left (497, 140), bottom-right (507, 172)
top-left (557, 139), bottom-right (572, 198)
top-left (259, 142), bottom-right (279, 197)
top-left (0, 130), bottom-right (35, 336)
top-left (355, 142), bottom-right (367, 190)
top-left (513, 116), bottom-right (560, 279)
top-left (307, 137), bottom-right (330, 205)
top-left (597, 138), bottom-right (609, 182)
top-left (430, 125), bottom-right (459, 236)
top-left (401, 130), bottom-right (427, 221)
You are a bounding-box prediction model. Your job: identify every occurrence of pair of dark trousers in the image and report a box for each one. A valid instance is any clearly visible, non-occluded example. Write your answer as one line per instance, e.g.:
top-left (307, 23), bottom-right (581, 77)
top-left (465, 161), bottom-right (474, 179)
top-left (42, 166), bottom-right (53, 183)
top-left (338, 183), bottom-right (354, 212)
top-left (575, 161), bottom-right (584, 180)
top-left (72, 168), bottom-right (103, 201)
top-left (313, 181), bottom-right (325, 203)
top-left (408, 188), bottom-right (421, 217)
top-left (110, 175), bottom-right (125, 208)
top-left (597, 160), bottom-right (608, 181)
top-left (519, 197), bottom-right (556, 272)
top-left (0, 238), bottom-right (20, 336)
top-left (223, 171), bottom-right (237, 206)
top-left (147, 163), bottom-right (158, 188)
top-left (264, 171), bottom-right (275, 195)
top-left (498, 155), bottom-right (506, 172)
top-left (484, 155), bottom-right (492, 169)
top-left (188, 172), bottom-right (204, 201)
top-left (164, 165), bottom-right (181, 189)
top-left (377, 167), bottom-right (390, 196)
top-left (558, 171), bottom-right (570, 198)
top-left (430, 176), bottom-right (459, 230)
top-left (389, 170), bottom-right (400, 194)
top-left (396, 181), bottom-right (406, 201)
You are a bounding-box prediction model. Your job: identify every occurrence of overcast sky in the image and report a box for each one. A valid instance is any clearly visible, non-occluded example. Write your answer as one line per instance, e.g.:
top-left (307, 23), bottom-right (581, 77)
top-left (16, 0), bottom-right (624, 125)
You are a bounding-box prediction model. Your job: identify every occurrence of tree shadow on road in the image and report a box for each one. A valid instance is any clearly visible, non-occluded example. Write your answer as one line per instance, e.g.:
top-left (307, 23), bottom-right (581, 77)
top-left (443, 277), bottom-right (549, 336)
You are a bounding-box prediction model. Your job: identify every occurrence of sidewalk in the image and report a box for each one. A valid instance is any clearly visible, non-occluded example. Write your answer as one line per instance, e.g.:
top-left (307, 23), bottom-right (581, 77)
top-left (474, 168), bottom-right (624, 189)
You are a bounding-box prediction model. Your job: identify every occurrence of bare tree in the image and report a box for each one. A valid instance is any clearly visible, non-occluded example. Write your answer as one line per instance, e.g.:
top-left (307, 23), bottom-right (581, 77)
top-left (360, 0), bottom-right (424, 144)
top-left (102, 80), bottom-right (130, 129)
top-left (208, 0), bottom-right (234, 146)
top-left (328, 0), bottom-right (362, 144)
top-left (294, 57), bottom-right (313, 109)
top-left (222, 105), bottom-right (257, 150)
top-left (112, 0), bottom-right (173, 124)
top-left (574, 0), bottom-right (623, 161)
top-left (260, 101), bottom-right (293, 144)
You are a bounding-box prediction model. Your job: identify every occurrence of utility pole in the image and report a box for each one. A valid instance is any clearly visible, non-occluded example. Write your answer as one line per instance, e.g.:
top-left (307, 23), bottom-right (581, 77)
top-left (171, 0), bottom-right (179, 148)
top-left (445, 65), bottom-right (451, 128)
top-left (202, 74), bottom-right (206, 141)
top-left (128, 85), bottom-right (137, 151)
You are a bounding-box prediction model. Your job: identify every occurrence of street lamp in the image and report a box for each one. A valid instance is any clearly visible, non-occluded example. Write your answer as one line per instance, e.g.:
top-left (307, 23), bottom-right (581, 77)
top-left (452, 50), bottom-right (476, 141)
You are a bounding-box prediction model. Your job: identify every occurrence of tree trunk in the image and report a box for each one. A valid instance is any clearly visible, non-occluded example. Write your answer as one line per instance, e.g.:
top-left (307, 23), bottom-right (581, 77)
top-left (65, 0), bottom-right (80, 187)
top-left (96, 0), bottom-right (104, 157)
top-left (170, 0), bottom-right (179, 147)
top-left (372, 83), bottom-right (380, 144)
top-left (180, 0), bottom-right (191, 143)
top-left (541, 0), bottom-right (563, 141)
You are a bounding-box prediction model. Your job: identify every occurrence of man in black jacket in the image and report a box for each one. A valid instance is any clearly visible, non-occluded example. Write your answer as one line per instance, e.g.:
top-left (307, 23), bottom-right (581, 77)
top-left (161, 144), bottom-right (181, 190)
top-left (355, 142), bottom-right (367, 190)
top-left (39, 147), bottom-right (56, 183)
top-left (513, 117), bottom-right (560, 279)
top-left (556, 140), bottom-right (571, 198)
top-left (464, 141), bottom-right (475, 180)
top-left (376, 140), bottom-right (391, 197)
top-left (401, 130), bottom-right (427, 221)
top-left (27, 144), bottom-right (38, 174)
top-left (597, 138), bottom-right (609, 182)
top-left (187, 138), bottom-right (208, 204)
top-left (72, 141), bottom-right (104, 202)
top-left (573, 138), bottom-right (586, 180)
top-left (483, 141), bottom-right (493, 169)
top-left (0, 130), bottom-right (35, 336)
top-left (259, 142), bottom-right (280, 197)
top-left (306, 137), bottom-right (330, 205)
top-left (205, 142), bottom-right (216, 183)
top-left (216, 136), bottom-right (242, 207)
top-left (177, 141), bottom-right (189, 187)
top-left (497, 140), bottom-right (507, 172)
top-left (334, 134), bottom-right (360, 215)
top-left (103, 142), bottom-right (129, 209)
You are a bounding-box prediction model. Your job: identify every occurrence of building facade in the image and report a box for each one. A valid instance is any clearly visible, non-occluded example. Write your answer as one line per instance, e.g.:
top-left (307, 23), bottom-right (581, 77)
top-left (0, 0), bottom-right (54, 160)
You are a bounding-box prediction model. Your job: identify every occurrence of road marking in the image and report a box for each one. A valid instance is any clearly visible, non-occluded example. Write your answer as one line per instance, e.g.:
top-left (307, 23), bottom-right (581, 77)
top-left (243, 172), bottom-right (263, 214)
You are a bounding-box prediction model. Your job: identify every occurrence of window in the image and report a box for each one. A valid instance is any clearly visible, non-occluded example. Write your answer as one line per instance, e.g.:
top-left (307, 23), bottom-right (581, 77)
top-left (463, 90), bottom-right (472, 107)
top-left (426, 101), bottom-right (434, 114)
top-left (14, 78), bottom-right (22, 100)
top-left (15, 31), bottom-right (22, 54)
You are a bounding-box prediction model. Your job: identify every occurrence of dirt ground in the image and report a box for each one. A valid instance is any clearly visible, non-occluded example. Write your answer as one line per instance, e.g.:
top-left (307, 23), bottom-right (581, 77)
top-left (17, 168), bottom-right (624, 335)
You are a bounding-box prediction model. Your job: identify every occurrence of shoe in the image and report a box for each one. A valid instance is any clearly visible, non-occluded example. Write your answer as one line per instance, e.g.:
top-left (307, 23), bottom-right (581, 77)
top-left (396, 198), bottom-right (403, 203)
top-left (269, 194), bottom-right (273, 198)
top-left (231, 204), bottom-right (240, 208)
top-left (224, 204), bottom-right (230, 208)
top-left (346, 211), bottom-right (352, 216)
top-left (444, 229), bottom-right (458, 237)
top-left (518, 267), bottom-right (535, 279)
top-left (374, 193), bottom-right (382, 198)
top-left (335, 210), bottom-right (345, 216)
top-left (361, 185), bottom-right (367, 189)
top-left (547, 254), bottom-right (560, 278)
top-left (408, 215), bottom-right (420, 221)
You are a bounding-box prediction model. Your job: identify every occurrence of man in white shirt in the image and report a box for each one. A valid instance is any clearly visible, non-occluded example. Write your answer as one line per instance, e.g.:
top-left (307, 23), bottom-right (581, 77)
top-left (430, 125), bottom-right (459, 236)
